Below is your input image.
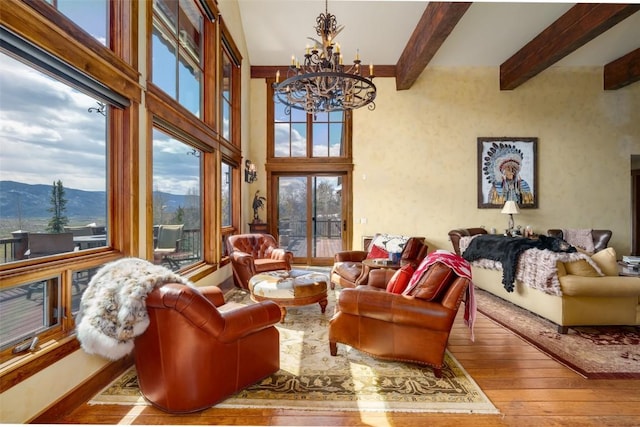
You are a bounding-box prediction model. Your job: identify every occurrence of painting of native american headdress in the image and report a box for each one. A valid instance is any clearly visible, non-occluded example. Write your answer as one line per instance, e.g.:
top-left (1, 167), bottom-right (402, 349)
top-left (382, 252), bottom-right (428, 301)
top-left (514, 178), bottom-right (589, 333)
top-left (477, 137), bottom-right (538, 208)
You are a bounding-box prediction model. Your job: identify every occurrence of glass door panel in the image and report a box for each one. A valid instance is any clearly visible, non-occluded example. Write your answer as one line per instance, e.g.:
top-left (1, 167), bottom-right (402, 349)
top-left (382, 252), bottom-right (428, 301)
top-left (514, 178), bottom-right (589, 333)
top-left (276, 175), bottom-right (344, 265)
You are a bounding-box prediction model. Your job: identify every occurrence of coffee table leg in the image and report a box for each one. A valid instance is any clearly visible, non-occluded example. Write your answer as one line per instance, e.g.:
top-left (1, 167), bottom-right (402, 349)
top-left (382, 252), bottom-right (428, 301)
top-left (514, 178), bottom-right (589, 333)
top-left (318, 298), bottom-right (328, 314)
top-left (279, 306), bottom-right (287, 323)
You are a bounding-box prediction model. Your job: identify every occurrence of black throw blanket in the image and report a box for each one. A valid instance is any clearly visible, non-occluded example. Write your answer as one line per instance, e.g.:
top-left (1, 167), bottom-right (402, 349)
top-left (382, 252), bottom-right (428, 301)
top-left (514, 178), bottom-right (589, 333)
top-left (462, 235), bottom-right (576, 292)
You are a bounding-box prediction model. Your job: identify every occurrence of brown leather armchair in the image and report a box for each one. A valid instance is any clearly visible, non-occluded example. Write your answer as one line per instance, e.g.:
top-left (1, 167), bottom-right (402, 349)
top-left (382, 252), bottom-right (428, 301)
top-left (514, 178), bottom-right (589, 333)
top-left (134, 283), bottom-right (281, 413)
top-left (329, 262), bottom-right (470, 377)
top-left (330, 236), bottom-right (428, 289)
top-left (227, 233), bottom-right (294, 289)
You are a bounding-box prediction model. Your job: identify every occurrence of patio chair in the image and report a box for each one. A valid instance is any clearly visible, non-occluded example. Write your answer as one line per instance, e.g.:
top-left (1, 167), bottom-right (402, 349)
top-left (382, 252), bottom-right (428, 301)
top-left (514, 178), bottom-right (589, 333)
top-left (154, 225), bottom-right (184, 270)
top-left (25, 232), bottom-right (75, 299)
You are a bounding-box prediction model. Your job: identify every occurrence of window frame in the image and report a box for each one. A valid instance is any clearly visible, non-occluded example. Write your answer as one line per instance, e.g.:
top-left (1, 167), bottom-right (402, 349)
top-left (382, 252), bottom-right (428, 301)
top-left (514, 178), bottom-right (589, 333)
top-left (0, 0), bottom-right (139, 390)
top-left (266, 77), bottom-right (353, 164)
top-left (145, 0), bottom-right (224, 274)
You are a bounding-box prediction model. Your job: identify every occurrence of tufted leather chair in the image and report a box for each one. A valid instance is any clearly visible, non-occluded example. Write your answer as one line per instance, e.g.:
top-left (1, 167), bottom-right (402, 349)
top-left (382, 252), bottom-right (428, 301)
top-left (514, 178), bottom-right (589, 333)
top-left (547, 229), bottom-right (612, 253)
top-left (329, 262), bottom-right (470, 378)
top-left (134, 283), bottom-right (281, 413)
top-left (227, 233), bottom-right (294, 289)
top-left (330, 236), bottom-right (428, 289)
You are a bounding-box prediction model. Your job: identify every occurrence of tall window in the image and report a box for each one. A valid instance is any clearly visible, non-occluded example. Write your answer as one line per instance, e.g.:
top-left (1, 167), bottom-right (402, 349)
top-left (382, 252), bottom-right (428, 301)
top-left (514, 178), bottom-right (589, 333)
top-left (221, 51), bottom-right (232, 141)
top-left (151, 127), bottom-right (203, 271)
top-left (273, 98), bottom-right (348, 158)
top-left (0, 53), bottom-right (109, 265)
top-left (45, 0), bottom-right (109, 46)
top-left (0, 19), bottom-right (130, 360)
top-left (220, 22), bottom-right (241, 146)
top-left (152, 0), bottom-right (204, 117)
top-left (221, 161), bottom-right (232, 227)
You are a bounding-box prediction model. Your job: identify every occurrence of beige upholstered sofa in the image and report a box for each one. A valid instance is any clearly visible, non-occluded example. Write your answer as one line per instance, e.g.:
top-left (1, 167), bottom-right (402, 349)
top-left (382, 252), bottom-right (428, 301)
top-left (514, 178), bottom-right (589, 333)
top-left (448, 228), bottom-right (640, 333)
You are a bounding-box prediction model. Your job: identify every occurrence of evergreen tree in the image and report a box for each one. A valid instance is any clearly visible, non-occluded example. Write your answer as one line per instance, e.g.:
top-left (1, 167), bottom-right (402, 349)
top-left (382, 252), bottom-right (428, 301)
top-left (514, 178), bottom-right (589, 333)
top-left (47, 180), bottom-right (68, 232)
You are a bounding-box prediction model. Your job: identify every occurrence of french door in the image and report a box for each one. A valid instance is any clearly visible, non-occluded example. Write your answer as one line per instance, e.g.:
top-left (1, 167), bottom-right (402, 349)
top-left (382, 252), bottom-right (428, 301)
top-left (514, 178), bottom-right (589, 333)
top-left (274, 174), bottom-right (346, 265)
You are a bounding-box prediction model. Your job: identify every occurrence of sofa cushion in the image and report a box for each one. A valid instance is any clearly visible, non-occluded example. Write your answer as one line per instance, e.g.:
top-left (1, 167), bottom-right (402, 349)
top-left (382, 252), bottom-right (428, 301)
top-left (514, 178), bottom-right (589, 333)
top-left (333, 262), bottom-right (363, 282)
top-left (591, 247), bottom-right (618, 276)
top-left (563, 259), bottom-right (600, 277)
top-left (404, 262), bottom-right (454, 301)
top-left (386, 264), bottom-right (415, 294)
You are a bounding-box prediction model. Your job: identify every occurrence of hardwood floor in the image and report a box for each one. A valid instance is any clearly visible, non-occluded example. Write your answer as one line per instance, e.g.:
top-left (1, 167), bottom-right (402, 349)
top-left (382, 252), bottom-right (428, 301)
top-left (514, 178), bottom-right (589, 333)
top-left (54, 310), bottom-right (640, 426)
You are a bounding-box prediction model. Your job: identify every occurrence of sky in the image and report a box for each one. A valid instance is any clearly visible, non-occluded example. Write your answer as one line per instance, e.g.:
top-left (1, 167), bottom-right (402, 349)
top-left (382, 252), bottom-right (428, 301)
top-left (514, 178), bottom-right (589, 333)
top-left (0, 1), bottom-right (202, 196)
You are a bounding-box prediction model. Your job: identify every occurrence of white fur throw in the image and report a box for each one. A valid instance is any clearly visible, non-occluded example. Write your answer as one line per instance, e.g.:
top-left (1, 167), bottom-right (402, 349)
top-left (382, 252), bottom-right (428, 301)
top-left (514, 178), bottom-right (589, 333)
top-left (459, 236), bottom-right (602, 296)
top-left (76, 258), bottom-right (197, 360)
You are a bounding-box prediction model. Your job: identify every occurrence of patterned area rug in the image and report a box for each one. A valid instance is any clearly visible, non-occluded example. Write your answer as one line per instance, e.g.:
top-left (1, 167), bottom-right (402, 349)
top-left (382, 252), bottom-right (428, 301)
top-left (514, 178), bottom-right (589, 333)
top-left (476, 288), bottom-right (640, 379)
top-left (90, 287), bottom-right (498, 414)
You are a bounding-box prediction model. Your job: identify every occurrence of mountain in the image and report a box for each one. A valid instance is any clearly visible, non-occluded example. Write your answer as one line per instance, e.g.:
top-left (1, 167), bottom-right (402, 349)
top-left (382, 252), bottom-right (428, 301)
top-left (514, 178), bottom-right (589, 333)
top-left (0, 181), bottom-right (187, 220)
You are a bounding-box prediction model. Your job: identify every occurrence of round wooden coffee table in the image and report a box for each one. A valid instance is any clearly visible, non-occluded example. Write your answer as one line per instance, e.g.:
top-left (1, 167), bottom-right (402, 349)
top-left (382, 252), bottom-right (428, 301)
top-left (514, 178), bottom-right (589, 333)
top-left (248, 270), bottom-right (328, 322)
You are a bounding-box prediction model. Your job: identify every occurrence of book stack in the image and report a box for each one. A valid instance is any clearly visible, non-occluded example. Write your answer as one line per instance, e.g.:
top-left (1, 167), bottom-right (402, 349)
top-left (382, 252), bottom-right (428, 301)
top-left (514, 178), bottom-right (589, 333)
top-left (620, 256), bottom-right (640, 276)
top-left (622, 255), bottom-right (640, 265)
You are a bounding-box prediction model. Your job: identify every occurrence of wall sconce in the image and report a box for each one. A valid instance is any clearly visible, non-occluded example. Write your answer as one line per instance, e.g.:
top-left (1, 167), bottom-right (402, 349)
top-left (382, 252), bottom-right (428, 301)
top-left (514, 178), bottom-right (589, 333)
top-left (245, 160), bottom-right (257, 183)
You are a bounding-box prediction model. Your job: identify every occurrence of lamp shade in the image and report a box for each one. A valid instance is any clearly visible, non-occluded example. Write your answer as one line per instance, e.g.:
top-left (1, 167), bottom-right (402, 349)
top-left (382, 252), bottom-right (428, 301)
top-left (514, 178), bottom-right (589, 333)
top-left (501, 201), bottom-right (520, 215)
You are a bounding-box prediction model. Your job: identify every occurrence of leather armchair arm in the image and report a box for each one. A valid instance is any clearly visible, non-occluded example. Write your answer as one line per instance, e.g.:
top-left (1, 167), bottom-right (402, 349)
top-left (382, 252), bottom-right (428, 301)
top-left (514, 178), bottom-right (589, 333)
top-left (334, 250), bottom-right (368, 262)
top-left (337, 288), bottom-right (455, 331)
top-left (149, 284), bottom-right (280, 342)
top-left (269, 247), bottom-right (294, 263)
top-left (217, 301), bottom-right (282, 342)
top-left (367, 269), bottom-right (396, 289)
top-left (198, 285), bottom-right (226, 307)
top-left (230, 250), bottom-right (257, 269)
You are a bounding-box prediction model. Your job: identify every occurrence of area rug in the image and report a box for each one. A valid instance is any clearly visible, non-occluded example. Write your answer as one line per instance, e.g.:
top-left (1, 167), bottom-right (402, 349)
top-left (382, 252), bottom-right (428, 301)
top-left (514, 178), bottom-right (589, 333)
top-left (475, 288), bottom-right (640, 379)
top-left (90, 288), bottom-right (498, 414)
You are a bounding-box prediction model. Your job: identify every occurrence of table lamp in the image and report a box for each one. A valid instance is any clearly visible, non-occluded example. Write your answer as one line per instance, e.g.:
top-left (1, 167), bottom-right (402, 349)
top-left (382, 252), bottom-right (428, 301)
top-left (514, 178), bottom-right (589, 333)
top-left (501, 200), bottom-right (520, 232)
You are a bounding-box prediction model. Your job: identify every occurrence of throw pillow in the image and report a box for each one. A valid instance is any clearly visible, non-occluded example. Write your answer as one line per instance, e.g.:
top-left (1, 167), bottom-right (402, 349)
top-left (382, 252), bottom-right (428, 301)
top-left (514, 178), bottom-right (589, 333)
top-left (563, 259), bottom-right (600, 277)
top-left (562, 229), bottom-right (596, 253)
top-left (591, 247), bottom-right (618, 276)
top-left (386, 264), bottom-right (415, 294)
top-left (366, 233), bottom-right (409, 259)
top-left (405, 262), bottom-right (454, 301)
top-left (367, 244), bottom-right (388, 260)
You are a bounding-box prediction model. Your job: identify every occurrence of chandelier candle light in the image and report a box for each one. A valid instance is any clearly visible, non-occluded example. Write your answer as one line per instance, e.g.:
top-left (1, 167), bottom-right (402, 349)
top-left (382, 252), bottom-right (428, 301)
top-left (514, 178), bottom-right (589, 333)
top-left (272, 0), bottom-right (377, 114)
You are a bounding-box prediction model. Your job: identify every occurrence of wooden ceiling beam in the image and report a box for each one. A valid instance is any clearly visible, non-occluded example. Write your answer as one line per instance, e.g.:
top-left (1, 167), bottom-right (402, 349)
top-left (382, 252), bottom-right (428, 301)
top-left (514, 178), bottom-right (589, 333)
top-left (500, 4), bottom-right (640, 90)
top-left (395, 2), bottom-right (471, 91)
top-left (604, 48), bottom-right (640, 90)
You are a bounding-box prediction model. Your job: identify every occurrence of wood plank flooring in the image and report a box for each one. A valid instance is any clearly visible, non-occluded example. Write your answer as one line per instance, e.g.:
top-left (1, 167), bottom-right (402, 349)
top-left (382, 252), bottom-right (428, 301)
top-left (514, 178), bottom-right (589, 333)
top-left (54, 310), bottom-right (640, 426)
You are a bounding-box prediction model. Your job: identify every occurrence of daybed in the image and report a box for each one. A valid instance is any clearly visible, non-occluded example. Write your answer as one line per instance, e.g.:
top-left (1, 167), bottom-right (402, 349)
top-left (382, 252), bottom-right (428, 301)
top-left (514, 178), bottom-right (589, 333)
top-left (448, 228), bottom-right (640, 333)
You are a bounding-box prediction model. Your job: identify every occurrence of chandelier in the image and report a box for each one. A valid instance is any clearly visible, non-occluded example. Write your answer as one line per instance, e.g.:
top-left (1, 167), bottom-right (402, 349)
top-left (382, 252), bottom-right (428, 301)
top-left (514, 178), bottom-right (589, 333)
top-left (272, 0), bottom-right (376, 115)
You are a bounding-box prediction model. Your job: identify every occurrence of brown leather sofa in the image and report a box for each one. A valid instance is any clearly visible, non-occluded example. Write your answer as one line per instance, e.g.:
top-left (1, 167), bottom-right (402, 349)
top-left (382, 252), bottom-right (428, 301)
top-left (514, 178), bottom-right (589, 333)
top-left (134, 283), bottom-right (281, 413)
top-left (329, 263), bottom-right (470, 377)
top-left (227, 233), bottom-right (294, 289)
top-left (330, 236), bottom-right (428, 289)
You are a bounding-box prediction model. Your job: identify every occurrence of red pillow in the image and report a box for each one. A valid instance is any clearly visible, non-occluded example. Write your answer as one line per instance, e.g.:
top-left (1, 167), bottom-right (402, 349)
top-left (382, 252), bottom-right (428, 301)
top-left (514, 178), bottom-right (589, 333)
top-left (386, 264), bottom-right (415, 294)
top-left (367, 244), bottom-right (388, 260)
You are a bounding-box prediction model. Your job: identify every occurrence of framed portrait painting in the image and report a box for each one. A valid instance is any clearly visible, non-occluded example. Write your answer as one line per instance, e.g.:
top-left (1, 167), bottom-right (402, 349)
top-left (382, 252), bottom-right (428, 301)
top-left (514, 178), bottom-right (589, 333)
top-left (477, 137), bottom-right (538, 209)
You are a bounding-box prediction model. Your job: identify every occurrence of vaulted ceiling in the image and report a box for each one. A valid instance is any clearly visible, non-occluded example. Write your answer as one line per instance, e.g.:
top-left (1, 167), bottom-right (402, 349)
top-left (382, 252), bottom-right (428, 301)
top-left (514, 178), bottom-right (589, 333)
top-left (242, 1), bottom-right (640, 91)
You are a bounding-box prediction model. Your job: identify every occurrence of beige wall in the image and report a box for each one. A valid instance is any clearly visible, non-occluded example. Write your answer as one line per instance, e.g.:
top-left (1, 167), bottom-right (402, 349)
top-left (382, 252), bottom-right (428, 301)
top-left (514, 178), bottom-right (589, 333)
top-left (251, 67), bottom-right (640, 256)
